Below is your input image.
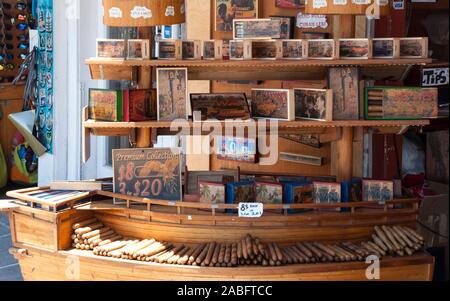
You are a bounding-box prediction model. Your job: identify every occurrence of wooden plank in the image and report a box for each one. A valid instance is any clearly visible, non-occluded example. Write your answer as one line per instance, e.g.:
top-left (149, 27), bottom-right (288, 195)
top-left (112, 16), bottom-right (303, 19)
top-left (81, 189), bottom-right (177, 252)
top-left (0, 200), bottom-right (19, 212)
top-left (12, 212), bottom-right (57, 251)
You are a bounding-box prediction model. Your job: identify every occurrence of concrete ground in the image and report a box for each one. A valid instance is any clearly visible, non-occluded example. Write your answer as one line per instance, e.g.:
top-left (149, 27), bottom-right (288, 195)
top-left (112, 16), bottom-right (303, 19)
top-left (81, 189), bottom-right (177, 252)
top-left (0, 185), bottom-right (24, 281)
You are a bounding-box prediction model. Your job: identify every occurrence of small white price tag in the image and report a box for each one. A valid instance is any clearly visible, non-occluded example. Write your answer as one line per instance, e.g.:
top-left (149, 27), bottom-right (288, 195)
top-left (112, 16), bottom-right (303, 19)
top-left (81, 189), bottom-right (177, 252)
top-left (422, 67), bottom-right (449, 87)
top-left (238, 203), bottom-right (264, 218)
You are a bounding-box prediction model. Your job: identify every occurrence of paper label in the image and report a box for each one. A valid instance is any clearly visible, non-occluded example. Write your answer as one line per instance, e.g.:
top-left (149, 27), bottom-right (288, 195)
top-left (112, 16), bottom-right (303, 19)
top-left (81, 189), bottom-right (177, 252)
top-left (130, 6), bottom-right (152, 19)
top-left (393, 0), bottom-right (404, 9)
top-left (297, 13), bottom-right (328, 29)
top-left (313, 0), bottom-right (328, 9)
top-left (422, 67), bottom-right (449, 87)
top-left (334, 0), bottom-right (347, 5)
top-left (352, 0), bottom-right (369, 4)
top-left (109, 7), bottom-right (122, 18)
top-left (238, 203), bottom-right (263, 218)
top-left (165, 6), bottom-right (175, 16)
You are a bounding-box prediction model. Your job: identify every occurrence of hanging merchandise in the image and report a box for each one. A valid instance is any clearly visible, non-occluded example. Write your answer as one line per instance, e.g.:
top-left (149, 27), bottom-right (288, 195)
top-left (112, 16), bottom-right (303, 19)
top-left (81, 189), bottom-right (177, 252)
top-left (35, 0), bottom-right (53, 153)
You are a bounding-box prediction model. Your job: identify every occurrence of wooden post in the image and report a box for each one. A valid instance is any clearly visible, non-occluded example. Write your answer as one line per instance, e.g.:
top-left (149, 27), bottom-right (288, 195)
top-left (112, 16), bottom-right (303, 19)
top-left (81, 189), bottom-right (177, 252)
top-left (136, 27), bottom-right (153, 148)
top-left (336, 127), bottom-right (354, 182)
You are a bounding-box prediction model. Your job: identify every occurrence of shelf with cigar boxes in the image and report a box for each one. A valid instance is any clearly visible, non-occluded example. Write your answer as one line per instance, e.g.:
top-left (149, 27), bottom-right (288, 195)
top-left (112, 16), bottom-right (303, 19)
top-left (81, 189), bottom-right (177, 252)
top-left (85, 57), bottom-right (432, 81)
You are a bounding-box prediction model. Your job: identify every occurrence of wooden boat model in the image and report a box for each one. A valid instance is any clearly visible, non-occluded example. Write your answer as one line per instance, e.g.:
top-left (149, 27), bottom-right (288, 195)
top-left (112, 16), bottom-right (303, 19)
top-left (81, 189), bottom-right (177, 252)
top-left (1, 188), bottom-right (434, 281)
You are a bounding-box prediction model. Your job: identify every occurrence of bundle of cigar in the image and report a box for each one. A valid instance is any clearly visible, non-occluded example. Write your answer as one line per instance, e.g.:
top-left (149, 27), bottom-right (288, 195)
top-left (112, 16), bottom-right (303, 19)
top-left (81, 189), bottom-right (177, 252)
top-left (71, 217), bottom-right (122, 251)
top-left (366, 225), bottom-right (424, 258)
top-left (72, 222), bottom-right (425, 267)
top-left (366, 89), bottom-right (384, 119)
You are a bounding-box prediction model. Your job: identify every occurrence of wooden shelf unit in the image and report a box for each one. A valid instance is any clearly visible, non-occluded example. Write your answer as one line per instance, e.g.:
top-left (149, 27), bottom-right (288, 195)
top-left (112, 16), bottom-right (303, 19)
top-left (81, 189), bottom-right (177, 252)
top-left (86, 58), bottom-right (433, 81)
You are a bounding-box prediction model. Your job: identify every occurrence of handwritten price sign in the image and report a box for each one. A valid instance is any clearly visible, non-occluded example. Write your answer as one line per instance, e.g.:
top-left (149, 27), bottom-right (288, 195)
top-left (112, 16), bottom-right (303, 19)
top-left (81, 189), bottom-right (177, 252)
top-left (422, 67), bottom-right (449, 87)
top-left (239, 203), bottom-right (264, 218)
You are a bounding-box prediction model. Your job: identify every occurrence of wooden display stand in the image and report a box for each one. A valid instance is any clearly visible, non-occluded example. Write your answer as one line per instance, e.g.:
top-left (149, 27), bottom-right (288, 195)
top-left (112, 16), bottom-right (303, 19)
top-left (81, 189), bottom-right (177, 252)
top-left (3, 0), bottom-right (440, 281)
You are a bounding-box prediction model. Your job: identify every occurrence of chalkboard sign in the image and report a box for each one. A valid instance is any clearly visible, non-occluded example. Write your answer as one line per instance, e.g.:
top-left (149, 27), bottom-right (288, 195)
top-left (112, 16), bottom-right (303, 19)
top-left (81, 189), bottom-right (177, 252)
top-left (112, 148), bottom-right (182, 203)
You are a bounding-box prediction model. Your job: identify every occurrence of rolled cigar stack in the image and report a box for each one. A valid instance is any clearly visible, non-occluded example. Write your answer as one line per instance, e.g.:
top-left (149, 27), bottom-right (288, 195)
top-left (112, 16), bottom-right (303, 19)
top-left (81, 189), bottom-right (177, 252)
top-left (366, 89), bottom-right (384, 119)
top-left (71, 217), bottom-right (122, 251)
top-left (370, 225), bottom-right (424, 257)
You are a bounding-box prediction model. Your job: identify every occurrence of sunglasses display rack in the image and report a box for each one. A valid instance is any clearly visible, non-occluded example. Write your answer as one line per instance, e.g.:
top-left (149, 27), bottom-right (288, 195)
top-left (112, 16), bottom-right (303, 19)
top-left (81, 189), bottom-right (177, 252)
top-left (0, 0), bottom-right (31, 84)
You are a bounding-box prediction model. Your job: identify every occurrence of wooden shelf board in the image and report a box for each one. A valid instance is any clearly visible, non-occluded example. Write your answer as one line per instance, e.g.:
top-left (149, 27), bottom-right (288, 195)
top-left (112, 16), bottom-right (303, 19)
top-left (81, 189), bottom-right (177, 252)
top-left (85, 58), bottom-right (432, 81)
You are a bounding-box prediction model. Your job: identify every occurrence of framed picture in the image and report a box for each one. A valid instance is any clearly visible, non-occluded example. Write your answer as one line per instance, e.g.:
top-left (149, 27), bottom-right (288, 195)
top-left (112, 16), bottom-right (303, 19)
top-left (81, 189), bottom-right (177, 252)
top-left (338, 38), bottom-right (372, 59)
top-left (255, 181), bottom-right (283, 204)
top-left (281, 40), bottom-right (307, 60)
top-left (246, 40), bottom-right (282, 60)
top-left (198, 181), bottom-right (226, 205)
top-left (229, 40), bottom-right (245, 60)
top-left (275, 0), bottom-right (305, 8)
top-left (312, 182), bottom-right (341, 206)
top-left (362, 180), bottom-right (394, 203)
top-left (96, 39), bottom-right (126, 59)
top-left (202, 40), bottom-right (223, 60)
top-left (215, 0), bottom-right (258, 32)
top-left (112, 148), bottom-right (182, 203)
top-left (123, 89), bottom-right (157, 122)
top-left (251, 89), bottom-right (295, 121)
top-left (307, 39), bottom-right (336, 59)
top-left (158, 40), bottom-right (182, 60)
top-left (270, 16), bottom-right (295, 39)
top-left (233, 18), bottom-right (281, 40)
top-left (191, 93), bottom-right (251, 121)
top-left (181, 40), bottom-right (201, 60)
top-left (156, 68), bottom-right (188, 121)
top-left (294, 88), bottom-right (333, 121)
top-left (399, 37), bottom-right (429, 58)
top-left (372, 38), bottom-right (399, 59)
top-left (127, 39), bottom-right (150, 60)
top-left (215, 136), bottom-right (258, 163)
top-left (88, 89), bottom-right (123, 122)
top-left (328, 67), bottom-right (360, 120)
top-left (341, 179), bottom-right (363, 203)
top-left (226, 181), bottom-right (255, 204)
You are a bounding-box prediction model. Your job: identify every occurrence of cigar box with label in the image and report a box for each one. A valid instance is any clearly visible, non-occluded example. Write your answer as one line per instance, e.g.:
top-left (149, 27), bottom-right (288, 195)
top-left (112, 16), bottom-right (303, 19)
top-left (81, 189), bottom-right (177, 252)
top-left (283, 181), bottom-right (314, 214)
top-left (233, 18), bottom-right (282, 40)
top-left (229, 40), bottom-right (246, 60)
top-left (399, 37), bottom-right (429, 59)
top-left (88, 88), bottom-right (124, 122)
top-left (281, 40), bottom-right (308, 60)
top-left (337, 38), bottom-right (372, 59)
top-left (202, 40), bottom-right (223, 60)
top-left (127, 39), bottom-right (150, 60)
top-left (181, 40), bottom-right (202, 60)
top-left (312, 182), bottom-right (342, 212)
top-left (244, 40), bottom-right (282, 60)
top-left (362, 180), bottom-right (394, 203)
top-left (372, 38), bottom-right (400, 59)
top-left (251, 89), bottom-right (295, 121)
top-left (222, 40), bottom-right (230, 60)
top-left (294, 88), bottom-right (333, 122)
top-left (123, 89), bottom-right (157, 122)
top-left (96, 39), bottom-right (126, 60)
top-left (307, 39), bottom-right (336, 60)
top-left (364, 87), bottom-right (439, 120)
top-left (158, 39), bottom-right (182, 60)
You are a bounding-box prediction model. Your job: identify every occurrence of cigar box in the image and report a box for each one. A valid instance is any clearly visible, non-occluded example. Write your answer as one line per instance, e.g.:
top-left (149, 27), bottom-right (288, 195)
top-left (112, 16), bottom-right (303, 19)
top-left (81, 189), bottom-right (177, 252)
top-left (254, 181), bottom-right (283, 205)
top-left (364, 87), bottom-right (439, 120)
top-left (251, 89), bottom-right (296, 121)
top-left (244, 39), bottom-right (282, 60)
top-left (123, 89), bottom-right (157, 122)
top-left (294, 88), bottom-right (333, 121)
top-left (202, 40), bottom-right (223, 60)
top-left (222, 40), bottom-right (230, 60)
top-left (337, 38), bottom-right (372, 59)
top-left (282, 181), bottom-right (313, 214)
top-left (96, 39), bottom-right (126, 60)
top-left (312, 182), bottom-right (342, 212)
top-left (233, 18), bottom-right (282, 40)
top-left (229, 40), bottom-right (246, 60)
top-left (281, 40), bottom-right (308, 60)
top-left (198, 181), bottom-right (226, 205)
top-left (399, 37), bottom-right (429, 59)
top-left (181, 40), bottom-right (202, 60)
top-left (362, 180), bottom-right (394, 203)
top-left (127, 39), bottom-right (150, 60)
top-left (328, 67), bottom-right (360, 120)
top-left (307, 39), bottom-right (336, 60)
top-left (158, 39), bottom-right (182, 60)
top-left (88, 89), bottom-right (124, 122)
top-left (372, 38), bottom-right (400, 59)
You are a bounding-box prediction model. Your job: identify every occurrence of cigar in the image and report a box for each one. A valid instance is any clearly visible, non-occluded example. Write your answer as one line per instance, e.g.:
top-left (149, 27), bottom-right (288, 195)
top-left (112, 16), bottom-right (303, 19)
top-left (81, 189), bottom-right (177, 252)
top-left (82, 227), bottom-right (111, 239)
top-left (392, 226), bottom-right (415, 248)
top-left (372, 235), bottom-right (388, 252)
top-left (303, 242), bottom-right (323, 259)
top-left (204, 242), bottom-right (217, 266)
top-left (381, 226), bottom-right (401, 250)
top-left (188, 244), bottom-right (206, 265)
top-left (218, 243), bottom-right (226, 264)
top-left (72, 218), bottom-right (98, 230)
top-left (75, 222), bottom-right (104, 235)
top-left (296, 243), bottom-right (313, 258)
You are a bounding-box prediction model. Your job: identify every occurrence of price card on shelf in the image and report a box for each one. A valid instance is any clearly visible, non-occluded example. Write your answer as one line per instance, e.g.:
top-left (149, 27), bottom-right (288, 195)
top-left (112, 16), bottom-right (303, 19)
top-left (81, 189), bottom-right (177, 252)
top-left (422, 67), bottom-right (449, 87)
top-left (238, 203), bottom-right (264, 218)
